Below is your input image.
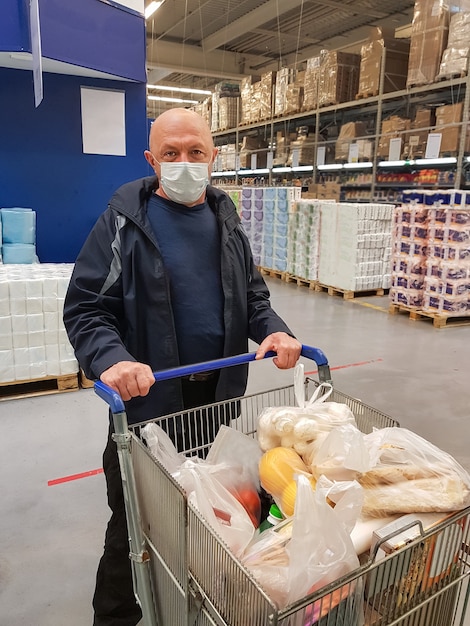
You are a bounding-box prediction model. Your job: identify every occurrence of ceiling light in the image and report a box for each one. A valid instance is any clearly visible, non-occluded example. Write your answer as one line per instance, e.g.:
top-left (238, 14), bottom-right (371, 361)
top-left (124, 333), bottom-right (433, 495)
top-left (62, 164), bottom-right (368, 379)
top-left (343, 162), bottom-right (373, 169)
top-left (317, 164), bottom-right (343, 171)
top-left (147, 95), bottom-right (199, 104)
top-left (147, 84), bottom-right (212, 95)
top-left (145, 1), bottom-right (163, 19)
top-left (415, 157), bottom-right (457, 165)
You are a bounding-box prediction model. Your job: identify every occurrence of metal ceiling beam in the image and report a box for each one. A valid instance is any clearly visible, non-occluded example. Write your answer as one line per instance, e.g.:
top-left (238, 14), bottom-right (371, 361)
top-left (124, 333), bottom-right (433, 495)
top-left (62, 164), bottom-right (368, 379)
top-left (146, 39), bottom-right (266, 78)
top-left (315, 0), bottom-right (387, 19)
top-left (201, 0), bottom-right (307, 53)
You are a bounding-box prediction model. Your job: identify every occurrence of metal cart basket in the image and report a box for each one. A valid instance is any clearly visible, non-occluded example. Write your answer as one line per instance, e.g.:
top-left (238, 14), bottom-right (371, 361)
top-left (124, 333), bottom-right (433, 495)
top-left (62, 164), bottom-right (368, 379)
top-left (95, 346), bottom-right (470, 626)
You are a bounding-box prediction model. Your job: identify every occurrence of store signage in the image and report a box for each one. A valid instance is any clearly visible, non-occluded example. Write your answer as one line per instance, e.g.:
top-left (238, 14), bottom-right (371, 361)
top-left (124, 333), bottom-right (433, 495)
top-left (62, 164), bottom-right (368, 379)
top-left (348, 143), bottom-right (359, 163)
top-left (30, 0), bottom-right (43, 107)
top-left (389, 138), bottom-right (402, 162)
top-left (267, 151), bottom-right (274, 169)
top-left (251, 154), bottom-right (257, 170)
top-left (316, 146), bottom-right (326, 166)
top-left (425, 133), bottom-right (442, 159)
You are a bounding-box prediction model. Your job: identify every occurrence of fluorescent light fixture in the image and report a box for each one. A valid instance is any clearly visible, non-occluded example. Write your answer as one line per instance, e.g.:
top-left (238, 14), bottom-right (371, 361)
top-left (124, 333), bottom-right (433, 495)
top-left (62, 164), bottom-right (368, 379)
top-left (378, 160), bottom-right (411, 167)
top-left (272, 167), bottom-right (292, 173)
top-left (212, 171), bottom-right (237, 176)
top-left (147, 95), bottom-right (198, 104)
top-left (343, 161), bottom-right (373, 169)
top-left (145, 1), bottom-right (163, 19)
top-left (147, 84), bottom-right (212, 96)
top-left (466, 156), bottom-right (470, 162)
top-left (415, 157), bottom-right (457, 165)
top-left (237, 168), bottom-right (270, 175)
top-left (292, 165), bottom-right (314, 172)
top-left (317, 164), bottom-right (343, 171)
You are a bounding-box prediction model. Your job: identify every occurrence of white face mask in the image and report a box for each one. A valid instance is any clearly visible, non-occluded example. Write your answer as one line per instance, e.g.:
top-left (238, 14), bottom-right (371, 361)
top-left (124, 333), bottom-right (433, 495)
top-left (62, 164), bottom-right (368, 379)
top-left (158, 161), bottom-right (210, 205)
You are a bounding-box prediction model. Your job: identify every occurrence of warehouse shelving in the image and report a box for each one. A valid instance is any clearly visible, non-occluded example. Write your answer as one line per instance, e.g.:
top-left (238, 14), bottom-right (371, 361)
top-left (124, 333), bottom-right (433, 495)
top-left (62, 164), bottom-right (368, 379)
top-left (211, 59), bottom-right (470, 199)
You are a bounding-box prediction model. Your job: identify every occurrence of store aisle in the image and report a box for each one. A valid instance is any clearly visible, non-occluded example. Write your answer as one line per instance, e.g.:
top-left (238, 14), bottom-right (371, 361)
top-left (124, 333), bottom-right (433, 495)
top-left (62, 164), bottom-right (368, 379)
top-left (0, 276), bottom-right (468, 625)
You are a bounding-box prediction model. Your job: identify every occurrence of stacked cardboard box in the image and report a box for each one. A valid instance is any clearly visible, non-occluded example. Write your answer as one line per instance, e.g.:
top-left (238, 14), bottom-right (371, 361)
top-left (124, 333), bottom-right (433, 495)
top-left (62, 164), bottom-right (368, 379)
top-left (434, 101), bottom-right (470, 155)
top-left (357, 27), bottom-right (410, 98)
top-left (274, 68), bottom-right (292, 116)
top-left (335, 121), bottom-right (369, 162)
top-left (307, 182), bottom-right (341, 202)
top-left (318, 202), bottom-right (394, 291)
top-left (407, 0), bottom-right (450, 87)
top-left (238, 136), bottom-right (269, 169)
top-left (377, 116), bottom-right (411, 159)
top-left (0, 264), bottom-right (78, 383)
top-left (437, 11), bottom-right (470, 78)
top-left (302, 54), bottom-right (324, 111)
top-left (274, 131), bottom-right (289, 167)
top-left (403, 107), bottom-right (435, 160)
top-left (259, 71), bottom-right (275, 121)
top-left (218, 96), bottom-right (239, 131)
top-left (287, 200), bottom-right (321, 280)
top-left (240, 76), bottom-right (253, 125)
top-left (318, 51), bottom-right (361, 107)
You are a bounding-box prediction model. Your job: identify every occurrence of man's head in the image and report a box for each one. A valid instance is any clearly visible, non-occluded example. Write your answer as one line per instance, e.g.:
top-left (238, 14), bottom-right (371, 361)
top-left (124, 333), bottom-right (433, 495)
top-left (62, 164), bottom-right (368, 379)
top-left (144, 108), bottom-right (218, 206)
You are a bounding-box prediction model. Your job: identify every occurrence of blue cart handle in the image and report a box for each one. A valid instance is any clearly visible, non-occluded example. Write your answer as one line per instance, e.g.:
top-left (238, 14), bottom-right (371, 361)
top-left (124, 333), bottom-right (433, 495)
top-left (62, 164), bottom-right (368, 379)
top-left (94, 344), bottom-right (330, 413)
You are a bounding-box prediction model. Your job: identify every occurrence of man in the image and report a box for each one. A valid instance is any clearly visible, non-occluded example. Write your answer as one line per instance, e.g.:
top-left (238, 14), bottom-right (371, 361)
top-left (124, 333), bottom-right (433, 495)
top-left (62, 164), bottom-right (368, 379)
top-left (64, 107), bottom-right (301, 626)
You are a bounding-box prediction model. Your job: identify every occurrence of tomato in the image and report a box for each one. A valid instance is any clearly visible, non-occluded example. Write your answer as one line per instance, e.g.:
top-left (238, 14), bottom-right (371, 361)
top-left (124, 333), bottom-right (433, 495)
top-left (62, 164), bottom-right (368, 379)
top-left (230, 486), bottom-right (261, 528)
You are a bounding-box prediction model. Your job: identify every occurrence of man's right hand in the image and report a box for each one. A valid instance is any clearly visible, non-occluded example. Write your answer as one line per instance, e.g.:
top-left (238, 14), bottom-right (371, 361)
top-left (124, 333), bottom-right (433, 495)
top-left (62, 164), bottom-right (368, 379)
top-left (100, 361), bottom-right (155, 401)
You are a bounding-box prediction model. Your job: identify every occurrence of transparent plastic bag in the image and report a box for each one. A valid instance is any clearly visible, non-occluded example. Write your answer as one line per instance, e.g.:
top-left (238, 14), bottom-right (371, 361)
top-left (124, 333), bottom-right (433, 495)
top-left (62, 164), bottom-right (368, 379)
top-left (359, 427), bottom-right (470, 517)
top-left (257, 364), bottom-right (356, 455)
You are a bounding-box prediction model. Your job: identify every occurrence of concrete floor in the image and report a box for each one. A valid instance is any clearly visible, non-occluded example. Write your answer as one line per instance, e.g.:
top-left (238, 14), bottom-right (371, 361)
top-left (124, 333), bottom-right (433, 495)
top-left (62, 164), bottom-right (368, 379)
top-left (0, 275), bottom-right (469, 625)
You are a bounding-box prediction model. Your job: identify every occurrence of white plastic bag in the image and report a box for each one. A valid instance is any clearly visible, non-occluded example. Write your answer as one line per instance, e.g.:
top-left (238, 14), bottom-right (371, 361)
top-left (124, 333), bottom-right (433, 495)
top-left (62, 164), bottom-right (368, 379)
top-left (257, 363), bottom-right (356, 455)
top-left (141, 422), bottom-right (187, 474)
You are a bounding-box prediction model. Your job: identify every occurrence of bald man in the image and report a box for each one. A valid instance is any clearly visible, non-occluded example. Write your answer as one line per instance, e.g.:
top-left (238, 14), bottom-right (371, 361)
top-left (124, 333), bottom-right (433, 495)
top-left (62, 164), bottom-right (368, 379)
top-left (64, 108), bottom-right (301, 625)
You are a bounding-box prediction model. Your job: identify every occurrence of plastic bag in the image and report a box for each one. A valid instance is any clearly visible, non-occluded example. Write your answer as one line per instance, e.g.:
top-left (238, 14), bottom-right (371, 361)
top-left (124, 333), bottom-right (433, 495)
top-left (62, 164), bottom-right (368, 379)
top-left (257, 363), bottom-right (356, 456)
top-left (305, 423), bottom-right (372, 481)
top-left (185, 462), bottom-right (255, 557)
top-left (359, 427), bottom-right (470, 517)
top-left (242, 474), bottom-right (363, 618)
top-left (141, 422), bottom-right (188, 474)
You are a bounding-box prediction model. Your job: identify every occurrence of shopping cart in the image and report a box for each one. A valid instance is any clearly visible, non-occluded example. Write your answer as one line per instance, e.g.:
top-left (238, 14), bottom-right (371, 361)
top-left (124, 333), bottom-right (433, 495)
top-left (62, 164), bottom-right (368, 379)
top-left (94, 345), bottom-right (470, 626)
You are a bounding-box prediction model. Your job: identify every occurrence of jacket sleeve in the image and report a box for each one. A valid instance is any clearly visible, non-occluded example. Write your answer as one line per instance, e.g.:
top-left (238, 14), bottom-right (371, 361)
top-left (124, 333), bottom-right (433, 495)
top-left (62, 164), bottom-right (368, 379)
top-left (63, 209), bottom-right (136, 380)
top-left (240, 227), bottom-right (295, 344)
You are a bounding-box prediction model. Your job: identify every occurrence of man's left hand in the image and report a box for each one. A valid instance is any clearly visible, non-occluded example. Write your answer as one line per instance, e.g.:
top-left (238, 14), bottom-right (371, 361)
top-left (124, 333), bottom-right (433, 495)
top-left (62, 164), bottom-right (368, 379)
top-left (255, 332), bottom-right (302, 369)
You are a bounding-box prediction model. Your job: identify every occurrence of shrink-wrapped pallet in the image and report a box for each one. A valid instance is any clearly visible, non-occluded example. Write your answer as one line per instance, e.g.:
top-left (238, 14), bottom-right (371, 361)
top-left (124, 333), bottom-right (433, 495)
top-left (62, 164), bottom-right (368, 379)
top-left (318, 51), bottom-right (361, 107)
top-left (437, 11), bottom-right (470, 78)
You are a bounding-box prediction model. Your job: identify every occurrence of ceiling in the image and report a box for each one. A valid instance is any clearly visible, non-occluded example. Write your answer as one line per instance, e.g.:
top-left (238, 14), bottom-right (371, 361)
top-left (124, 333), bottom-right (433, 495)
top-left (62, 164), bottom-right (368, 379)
top-left (145, 0), bottom-right (416, 117)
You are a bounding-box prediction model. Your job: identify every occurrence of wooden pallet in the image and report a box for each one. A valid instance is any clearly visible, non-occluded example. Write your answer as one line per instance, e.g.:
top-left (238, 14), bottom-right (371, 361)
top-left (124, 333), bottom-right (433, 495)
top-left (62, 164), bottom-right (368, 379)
top-left (389, 303), bottom-right (470, 328)
top-left (283, 273), bottom-right (317, 289)
top-left (0, 372), bottom-right (80, 401)
top-left (79, 369), bottom-right (95, 389)
top-left (355, 91), bottom-right (377, 100)
top-left (437, 71), bottom-right (467, 82)
top-left (258, 266), bottom-right (288, 281)
top-left (315, 283), bottom-right (388, 300)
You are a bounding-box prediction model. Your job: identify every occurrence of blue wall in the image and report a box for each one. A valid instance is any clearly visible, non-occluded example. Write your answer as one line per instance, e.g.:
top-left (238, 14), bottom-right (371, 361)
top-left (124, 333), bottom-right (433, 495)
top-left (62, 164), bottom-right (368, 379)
top-left (0, 0), bottom-right (29, 52)
top-left (0, 67), bottom-right (151, 262)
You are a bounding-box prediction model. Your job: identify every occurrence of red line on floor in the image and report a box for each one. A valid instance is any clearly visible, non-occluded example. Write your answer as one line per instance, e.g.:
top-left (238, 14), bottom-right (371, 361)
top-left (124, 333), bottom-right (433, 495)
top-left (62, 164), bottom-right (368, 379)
top-left (48, 467), bottom-right (104, 486)
top-left (305, 357), bottom-right (383, 376)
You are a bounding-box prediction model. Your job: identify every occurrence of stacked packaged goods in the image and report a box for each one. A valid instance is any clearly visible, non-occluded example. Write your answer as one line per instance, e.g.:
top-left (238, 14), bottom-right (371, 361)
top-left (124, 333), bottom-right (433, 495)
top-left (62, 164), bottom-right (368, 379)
top-left (377, 115), bottom-right (411, 160)
top-left (0, 208), bottom-right (37, 264)
top-left (274, 68), bottom-right (291, 116)
top-left (434, 101), bottom-right (470, 155)
top-left (403, 107), bottom-right (435, 160)
top-left (0, 263), bottom-right (78, 382)
top-left (210, 81), bottom-right (240, 132)
top-left (335, 121), bottom-right (371, 162)
top-left (406, 0), bottom-right (450, 88)
top-left (287, 200), bottom-right (321, 280)
top-left (390, 190), bottom-right (470, 317)
top-left (423, 196), bottom-right (470, 315)
top-left (239, 76), bottom-right (253, 125)
top-left (390, 201), bottom-right (429, 307)
top-left (302, 54), bottom-right (323, 111)
top-left (357, 27), bottom-right (409, 98)
top-left (318, 203), bottom-right (394, 291)
top-left (317, 51), bottom-right (361, 108)
top-left (437, 10), bottom-right (470, 78)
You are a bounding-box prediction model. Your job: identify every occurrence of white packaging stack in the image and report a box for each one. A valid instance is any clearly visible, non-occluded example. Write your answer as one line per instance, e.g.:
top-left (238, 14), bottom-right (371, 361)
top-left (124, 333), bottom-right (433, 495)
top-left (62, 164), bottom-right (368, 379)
top-left (287, 200), bottom-right (321, 280)
top-left (0, 263), bottom-right (78, 383)
top-left (318, 202), bottom-right (394, 291)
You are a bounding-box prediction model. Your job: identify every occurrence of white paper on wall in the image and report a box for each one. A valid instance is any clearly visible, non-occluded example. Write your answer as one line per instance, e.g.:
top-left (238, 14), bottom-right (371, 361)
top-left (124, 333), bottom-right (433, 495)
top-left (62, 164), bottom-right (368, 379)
top-left (81, 87), bottom-right (126, 156)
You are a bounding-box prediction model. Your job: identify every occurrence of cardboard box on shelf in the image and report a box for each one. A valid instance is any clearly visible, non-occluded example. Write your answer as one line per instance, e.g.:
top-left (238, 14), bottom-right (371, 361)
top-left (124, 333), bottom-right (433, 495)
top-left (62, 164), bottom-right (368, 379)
top-left (335, 121), bottom-right (368, 161)
top-left (377, 115), bottom-right (411, 159)
top-left (357, 27), bottom-right (410, 98)
top-left (318, 51), bottom-right (361, 107)
top-left (404, 107), bottom-right (435, 159)
top-left (308, 182), bottom-right (341, 201)
top-left (407, 26), bottom-right (449, 87)
top-left (434, 101), bottom-right (470, 154)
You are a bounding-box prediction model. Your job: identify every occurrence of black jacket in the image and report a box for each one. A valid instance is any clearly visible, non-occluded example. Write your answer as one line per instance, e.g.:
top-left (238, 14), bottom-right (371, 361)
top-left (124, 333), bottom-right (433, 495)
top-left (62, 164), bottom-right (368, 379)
top-left (63, 176), bottom-right (293, 423)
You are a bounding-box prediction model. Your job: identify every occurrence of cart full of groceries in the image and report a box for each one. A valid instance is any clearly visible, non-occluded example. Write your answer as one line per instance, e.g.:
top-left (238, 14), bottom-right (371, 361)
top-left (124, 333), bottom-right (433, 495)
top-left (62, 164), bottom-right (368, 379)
top-left (94, 346), bottom-right (470, 626)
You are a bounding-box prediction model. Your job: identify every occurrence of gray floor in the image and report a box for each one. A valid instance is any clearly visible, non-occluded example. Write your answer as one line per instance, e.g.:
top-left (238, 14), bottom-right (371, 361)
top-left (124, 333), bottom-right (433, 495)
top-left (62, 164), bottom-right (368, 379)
top-left (1, 276), bottom-right (469, 625)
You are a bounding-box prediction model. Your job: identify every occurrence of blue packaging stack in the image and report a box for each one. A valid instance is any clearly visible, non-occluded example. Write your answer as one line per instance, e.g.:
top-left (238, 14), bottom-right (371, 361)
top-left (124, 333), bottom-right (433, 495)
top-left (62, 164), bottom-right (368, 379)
top-left (0, 208), bottom-right (37, 264)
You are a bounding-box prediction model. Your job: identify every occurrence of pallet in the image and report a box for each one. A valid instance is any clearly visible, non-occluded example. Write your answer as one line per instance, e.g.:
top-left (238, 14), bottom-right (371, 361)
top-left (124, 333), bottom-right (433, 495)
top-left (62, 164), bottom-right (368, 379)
top-left (355, 91), bottom-right (377, 100)
top-left (283, 273), bottom-right (317, 289)
top-left (258, 266), bottom-right (288, 281)
top-left (79, 369), bottom-right (95, 389)
top-left (0, 372), bottom-right (80, 401)
top-left (315, 283), bottom-right (388, 300)
top-left (437, 72), bottom-right (467, 82)
top-left (389, 303), bottom-right (470, 328)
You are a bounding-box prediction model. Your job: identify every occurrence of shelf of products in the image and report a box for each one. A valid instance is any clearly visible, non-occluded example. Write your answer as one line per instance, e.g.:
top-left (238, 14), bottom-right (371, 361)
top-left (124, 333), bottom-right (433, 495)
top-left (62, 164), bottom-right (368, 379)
top-left (203, 2), bottom-right (470, 201)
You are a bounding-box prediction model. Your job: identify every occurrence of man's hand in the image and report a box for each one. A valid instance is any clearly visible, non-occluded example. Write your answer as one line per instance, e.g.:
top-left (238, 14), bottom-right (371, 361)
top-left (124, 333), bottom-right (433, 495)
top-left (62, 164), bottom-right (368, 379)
top-left (255, 332), bottom-right (302, 369)
top-left (100, 361), bottom-right (155, 401)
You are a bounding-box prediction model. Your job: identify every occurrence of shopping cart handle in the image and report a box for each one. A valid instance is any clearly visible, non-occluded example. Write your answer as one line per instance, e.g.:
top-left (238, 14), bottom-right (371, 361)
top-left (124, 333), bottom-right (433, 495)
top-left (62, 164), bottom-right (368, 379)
top-left (94, 344), bottom-right (330, 413)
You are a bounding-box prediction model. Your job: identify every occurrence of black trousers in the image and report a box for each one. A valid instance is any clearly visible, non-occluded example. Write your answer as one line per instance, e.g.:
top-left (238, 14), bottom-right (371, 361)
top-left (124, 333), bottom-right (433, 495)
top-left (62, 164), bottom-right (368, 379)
top-left (92, 377), bottom-right (226, 626)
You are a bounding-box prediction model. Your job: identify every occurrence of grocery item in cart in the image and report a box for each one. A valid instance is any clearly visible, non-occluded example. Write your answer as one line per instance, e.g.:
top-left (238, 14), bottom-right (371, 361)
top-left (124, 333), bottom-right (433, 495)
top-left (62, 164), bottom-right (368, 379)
top-left (359, 427), bottom-right (470, 517)
top-left (257, 365), bottom-right (356, 455)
